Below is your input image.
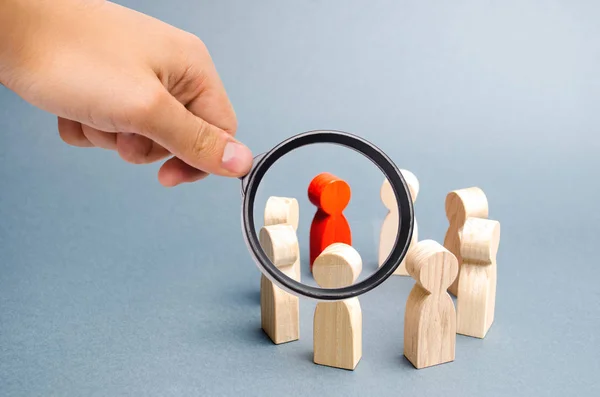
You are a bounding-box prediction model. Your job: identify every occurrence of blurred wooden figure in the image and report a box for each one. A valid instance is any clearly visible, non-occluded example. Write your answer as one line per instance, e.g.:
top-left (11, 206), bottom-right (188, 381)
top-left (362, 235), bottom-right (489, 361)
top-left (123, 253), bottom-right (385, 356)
top-left (456, 217), bottom-right (501, 339)
top-left (444, 187), bottom-right (488, 296)
top-left (404, 240), bottom-right (458, 369)
top-left (313, 243), bottom-right (362, 370)
top-left (308, 173), bottom-right (352, 270)
top-left (378, 169), bottom-right (419, 275)
top-left (264, 196), bottom-right (301, 280)
top-left (259, 224), bottom-right (300, 344)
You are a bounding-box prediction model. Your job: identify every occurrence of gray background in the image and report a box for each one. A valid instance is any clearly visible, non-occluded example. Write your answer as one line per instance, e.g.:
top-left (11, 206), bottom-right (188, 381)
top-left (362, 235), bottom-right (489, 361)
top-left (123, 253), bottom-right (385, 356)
top-left (1, 0), bottom-right (599, 396)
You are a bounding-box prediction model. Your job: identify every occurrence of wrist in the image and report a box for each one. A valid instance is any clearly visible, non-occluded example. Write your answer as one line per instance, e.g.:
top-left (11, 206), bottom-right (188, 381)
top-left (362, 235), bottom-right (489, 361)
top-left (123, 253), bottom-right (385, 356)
top-left (0, 0), bottom-right (45, 87)
top-left (0, 0), bottom-right (105, 87)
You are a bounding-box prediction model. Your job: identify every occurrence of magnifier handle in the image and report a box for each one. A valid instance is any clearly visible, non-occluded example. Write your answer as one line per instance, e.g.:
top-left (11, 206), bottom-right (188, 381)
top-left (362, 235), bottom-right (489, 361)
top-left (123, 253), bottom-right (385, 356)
top-left (239, 152), bottom-right (266, 198)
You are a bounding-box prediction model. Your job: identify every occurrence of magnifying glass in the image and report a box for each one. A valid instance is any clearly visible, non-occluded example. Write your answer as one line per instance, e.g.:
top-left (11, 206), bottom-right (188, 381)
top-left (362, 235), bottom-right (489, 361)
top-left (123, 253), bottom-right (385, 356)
top-left (240, 130), bottom-right (414, 301)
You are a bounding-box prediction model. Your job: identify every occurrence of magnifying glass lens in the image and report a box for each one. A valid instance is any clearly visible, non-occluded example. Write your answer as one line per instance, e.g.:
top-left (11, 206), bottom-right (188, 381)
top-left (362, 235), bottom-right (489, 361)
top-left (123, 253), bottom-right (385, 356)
top-left (252, 143), bottom-right (407, 291)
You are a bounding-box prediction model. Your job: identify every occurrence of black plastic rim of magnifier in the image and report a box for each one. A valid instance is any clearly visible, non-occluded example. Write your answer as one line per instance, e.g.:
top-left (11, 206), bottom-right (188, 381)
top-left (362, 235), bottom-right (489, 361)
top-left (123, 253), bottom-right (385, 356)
top-left (240, 130), bottom-right (414, 301)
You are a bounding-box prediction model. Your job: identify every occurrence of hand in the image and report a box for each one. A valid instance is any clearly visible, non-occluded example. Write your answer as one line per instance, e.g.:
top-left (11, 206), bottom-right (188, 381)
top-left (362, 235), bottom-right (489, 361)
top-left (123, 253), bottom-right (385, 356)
top-left (0, 0), bottom-right (253, 186)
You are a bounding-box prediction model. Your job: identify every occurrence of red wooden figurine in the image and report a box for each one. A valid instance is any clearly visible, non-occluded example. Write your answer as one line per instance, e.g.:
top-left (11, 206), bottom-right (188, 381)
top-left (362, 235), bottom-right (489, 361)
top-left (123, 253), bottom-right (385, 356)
top-left (308, 172), bottom-right (352, 270)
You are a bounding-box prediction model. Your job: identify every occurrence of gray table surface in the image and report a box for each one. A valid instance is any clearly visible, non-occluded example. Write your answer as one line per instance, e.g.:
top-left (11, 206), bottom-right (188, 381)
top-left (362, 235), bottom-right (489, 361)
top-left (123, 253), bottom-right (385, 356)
top-left (1, 1), bottom-right (599, 396)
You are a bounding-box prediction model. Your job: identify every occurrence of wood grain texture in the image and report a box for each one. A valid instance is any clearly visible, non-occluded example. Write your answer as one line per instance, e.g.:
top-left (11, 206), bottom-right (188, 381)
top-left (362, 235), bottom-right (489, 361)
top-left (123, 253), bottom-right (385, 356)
top-left (404, 240), bottom-right (458, 369)
top-left (313, 298), bottom-right (362, 370)
top-left (264, 196), bottom-right (301, 280)
top-left (259, 224), bottom-right (300, 344)
top-left (443, 187), bottom-right (489, 296)
top-left (312, 243), bottom-right (362, 289)
top-left (456, 217), bottom-right (500, 339)
top-left (308, 173), bottom-right (352, 268)
top-left (313, 243), bottom-right (362, 370)
top-left (378, 170), bottom-right (419, 275)
top-left (264, 196), bottom-right (299, 230)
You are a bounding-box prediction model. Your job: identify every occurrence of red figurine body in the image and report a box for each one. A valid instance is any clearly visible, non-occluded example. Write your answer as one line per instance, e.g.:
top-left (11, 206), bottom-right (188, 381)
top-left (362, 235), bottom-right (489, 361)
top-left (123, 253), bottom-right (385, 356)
top-left (308, 172), bottom-right (352, 270)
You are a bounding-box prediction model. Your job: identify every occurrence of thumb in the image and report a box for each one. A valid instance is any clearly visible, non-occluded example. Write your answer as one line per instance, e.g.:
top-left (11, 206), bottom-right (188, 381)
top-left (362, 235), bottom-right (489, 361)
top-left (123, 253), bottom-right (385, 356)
top-left (133, 88), bottom-right (253, 177)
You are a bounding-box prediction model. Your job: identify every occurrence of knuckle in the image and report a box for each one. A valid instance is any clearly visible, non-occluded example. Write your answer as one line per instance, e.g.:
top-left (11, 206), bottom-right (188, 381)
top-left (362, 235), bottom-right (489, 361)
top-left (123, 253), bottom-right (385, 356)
top-left (184, 33), bottom-right (208, 53)
top-left (57, 126), bottom-right (72, 144)
top-left (130, 89), bottom-right (165, 115)
top-left (117, 135), bottom-right (152, 165)
top-left (119, 151), bottom-right (139, 164)
top-left (190, 120), bottom-right (219, 159)
top-left (118, 146), bottom-right (146, 165)
top-left (58, 119), bottom-right (87, 147)
top-left (183, 34), bottom-right (212, 71)
top-left (124, 88), bottom-right (168, 131)
top-left (59, 134), bottom-right (79, 146)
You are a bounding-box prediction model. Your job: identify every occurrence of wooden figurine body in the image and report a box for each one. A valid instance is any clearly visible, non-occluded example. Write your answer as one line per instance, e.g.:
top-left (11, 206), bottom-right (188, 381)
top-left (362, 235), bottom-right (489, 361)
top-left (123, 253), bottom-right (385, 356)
top-left (259, 224), bottom-right (300, 344)
top-left (456, 217), bottom-right (501, 339)
top-left (404, 240), bottom-right (458, 369)
top-left (313, 243), bottom-right (362, 370)
top-left (264, 196), bottom-right (301, 280)
top-left (308, 173), bottom-right (352, 269)
top-left (378, 169), bottom-right (419, 275)
top-left (444, 187), bottom-right (489, 296)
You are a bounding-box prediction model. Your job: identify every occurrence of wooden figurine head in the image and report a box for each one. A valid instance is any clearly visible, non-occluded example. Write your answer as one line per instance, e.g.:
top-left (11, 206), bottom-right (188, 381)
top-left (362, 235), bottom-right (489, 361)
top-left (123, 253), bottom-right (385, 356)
top-left (406, 240), bottom-right (458, 294)
top-left (460, 218), bottom-right (501, 265)
top-left (313, 243), bottom-right (362, 289)
top-left (308, 172), bottom-right (351, 215)
top-left (259, 224), bottom-right (299, 269)
top-left (445, 187), bottom-right (488, 226)
top-left (264, 196), bottom-right (299, 231)
top-left (380, 169), bottom-right (419, 210)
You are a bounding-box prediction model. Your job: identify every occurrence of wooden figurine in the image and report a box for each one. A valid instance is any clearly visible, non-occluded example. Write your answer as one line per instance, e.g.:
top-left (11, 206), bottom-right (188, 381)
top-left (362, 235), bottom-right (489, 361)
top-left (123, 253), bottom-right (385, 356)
top-left (456, 217), bottom-right (501, 339)
top-left (313, 243), bottom-right (362, 370)
top-left (404, 240), bottom-right (458, 369)
top-left (378, 169), bottom-right (419, 275)
top-left (259, 224), bottom-right (300, 344)
top-left (444, 187), bottom-right (489, 296)
top-left (308, 173), bottom-right (352, 270)
top-left (264, 196), bottom-right (301, 280)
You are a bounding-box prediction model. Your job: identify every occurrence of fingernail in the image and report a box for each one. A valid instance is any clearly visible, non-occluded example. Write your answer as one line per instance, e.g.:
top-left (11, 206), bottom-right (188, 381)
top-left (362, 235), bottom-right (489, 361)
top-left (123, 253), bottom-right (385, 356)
top-left (222, 141), bottom-right (252, 174)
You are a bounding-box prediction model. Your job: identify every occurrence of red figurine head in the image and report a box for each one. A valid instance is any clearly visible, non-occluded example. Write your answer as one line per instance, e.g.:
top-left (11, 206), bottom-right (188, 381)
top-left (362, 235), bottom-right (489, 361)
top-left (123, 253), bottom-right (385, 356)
top-left (308, 172), bottom-right (351, 215)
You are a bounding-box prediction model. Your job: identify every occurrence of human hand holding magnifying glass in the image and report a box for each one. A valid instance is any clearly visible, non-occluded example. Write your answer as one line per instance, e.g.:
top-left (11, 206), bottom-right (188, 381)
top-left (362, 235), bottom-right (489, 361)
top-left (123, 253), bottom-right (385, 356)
top-left (1, 0), bottom-right (414, 301)
top-left (0, 0), bottom-right (253, 186)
